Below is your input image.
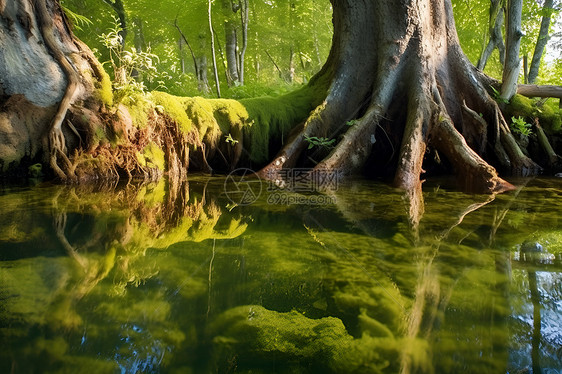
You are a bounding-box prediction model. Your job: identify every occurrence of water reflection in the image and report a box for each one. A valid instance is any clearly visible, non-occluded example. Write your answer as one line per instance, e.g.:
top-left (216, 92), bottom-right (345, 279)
top-left (0, 177), bottom-right (561, 373)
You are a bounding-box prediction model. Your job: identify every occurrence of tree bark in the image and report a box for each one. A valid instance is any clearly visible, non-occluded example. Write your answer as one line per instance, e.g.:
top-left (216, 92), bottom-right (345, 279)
top-left (500, 0), bottom-right (523, 101)
top-left (223, 0), bottom-right (240, 86)
top-left (0, 0), bottom-right (199, 182)
top-left (517, 84), bottom-right (562, 99)
top-left (224, 20), bottom-right (239, 84)
top-left (528, 0), bottom-right (554, 84)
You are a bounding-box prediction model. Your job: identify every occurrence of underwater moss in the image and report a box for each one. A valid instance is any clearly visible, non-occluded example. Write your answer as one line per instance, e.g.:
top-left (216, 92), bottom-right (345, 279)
top-left (210, 305), bottom-right (405, 373)
top-left (210, 305), bottom-right (354, 367)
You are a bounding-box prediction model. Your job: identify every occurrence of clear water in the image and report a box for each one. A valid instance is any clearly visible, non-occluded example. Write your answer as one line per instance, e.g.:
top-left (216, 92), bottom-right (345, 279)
top-left (1, 176), bottom-right (561, 373)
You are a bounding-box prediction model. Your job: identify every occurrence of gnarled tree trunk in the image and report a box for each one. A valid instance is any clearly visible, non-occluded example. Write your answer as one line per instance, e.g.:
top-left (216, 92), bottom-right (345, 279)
top-left (0, 0), bottom-right (103, 177)
top-left (258, 0), bottom-right (540, 193)
top-left (0, 0), bottom-right (194, 182)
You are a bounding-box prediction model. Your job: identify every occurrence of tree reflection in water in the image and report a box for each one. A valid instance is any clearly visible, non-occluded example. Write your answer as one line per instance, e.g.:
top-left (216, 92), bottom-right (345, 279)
top-left (0, 177), bottom-right (561, 373)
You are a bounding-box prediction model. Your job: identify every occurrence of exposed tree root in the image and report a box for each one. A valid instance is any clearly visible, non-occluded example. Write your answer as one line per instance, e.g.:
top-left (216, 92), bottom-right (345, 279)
top-left (394, 85), bottom-right (430, 191)
top-left (495, 106), bottom-right (542, 175)
top-left (534, 119), bottom-right (562, 168)
top-left (431, 87), bottom-right (515, 193)
top-left (36, 0), bottom-right (79, 181)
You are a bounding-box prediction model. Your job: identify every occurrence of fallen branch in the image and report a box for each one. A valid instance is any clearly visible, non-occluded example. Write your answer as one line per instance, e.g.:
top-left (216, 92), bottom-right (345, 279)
top-left (517, 84), bottom-right (562, 99)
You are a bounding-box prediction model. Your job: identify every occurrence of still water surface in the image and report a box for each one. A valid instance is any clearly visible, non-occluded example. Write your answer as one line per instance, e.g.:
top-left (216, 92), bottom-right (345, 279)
top-left (1, 176), bottom-right (561, 373)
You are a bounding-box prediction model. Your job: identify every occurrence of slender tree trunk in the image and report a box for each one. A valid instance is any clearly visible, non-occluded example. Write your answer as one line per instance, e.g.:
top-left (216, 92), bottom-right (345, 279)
top-left (523, 54), bottom-right (529, 84)
top-left (197, 55), bottom-right (210, 94)
top-left (288, 47), bottom-right (295, 83)
top-left (238, 0), bottom-right (249, 85)
top-left (477, 0), bottom-right (506, 71)
top-left (288, 1), bottom-right (295, 83)
top-left (208, 0), bottom-right (221, 97)
top-left (528, 0), bottom-right (554, 84)
top-left (179, 35), bottom-right (186, 74)
top-left (223, 0), bottom-right (240, 86)
top-left (198, 34), bottom-right (211, 93)
top-left (175, 19), bottom-right (199, 78)
top-left (131, 17), bottom-right (145, 80)
top-left (501, 0), bottom-right (523, 101)
top-left (224, 20), bottom-right (239, 85)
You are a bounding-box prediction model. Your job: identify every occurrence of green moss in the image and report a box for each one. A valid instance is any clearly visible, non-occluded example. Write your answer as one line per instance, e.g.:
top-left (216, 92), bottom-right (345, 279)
top-left (507, 94), bottom-right (562, 133)
top-left (241, 84), bottom-right (328, 163)
top-left (123, 92), bottom-right (152, 129)
top-left (209, 98), bottom-right (250, 133)
top-left (508, 94), bottom-right (535, 116)
top-left (182, 96), bottom-right (222, 143)
top-left (114, 79), bottom-right (329, 165)
top-left (210, 305), bottom-right (354, 367)
top-left (95, 67), bottom-right (114, 107)
top-left (151, 91), bottom-right (193, 133)
top-left (142, 142), bottom-right (165, 171)
top-left (136, 180), bottom-right (166, 206)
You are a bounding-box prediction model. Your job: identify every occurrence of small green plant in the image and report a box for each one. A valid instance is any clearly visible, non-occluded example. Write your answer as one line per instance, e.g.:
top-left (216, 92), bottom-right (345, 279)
top-left (61, 6), bottom-right (92, 31)
top-left (346, 119), bottom-right (358, 126)
top-left (511, 116), bottom-right (533, 136)
top-left (304, 135), bottom-right (336, 149)
top-left (225, 133), bottom-right (239, 145)
top-left (99, 17), bottom-right (160, 102)
top-left (490, 86), bottom-right (509, 104)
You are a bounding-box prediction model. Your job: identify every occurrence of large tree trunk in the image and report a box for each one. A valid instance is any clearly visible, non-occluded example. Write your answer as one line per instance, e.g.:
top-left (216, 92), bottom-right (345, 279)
top-left (258, 0), bottom-right (541, 193)
top-left (0, 0), bottom-right (100, 177)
